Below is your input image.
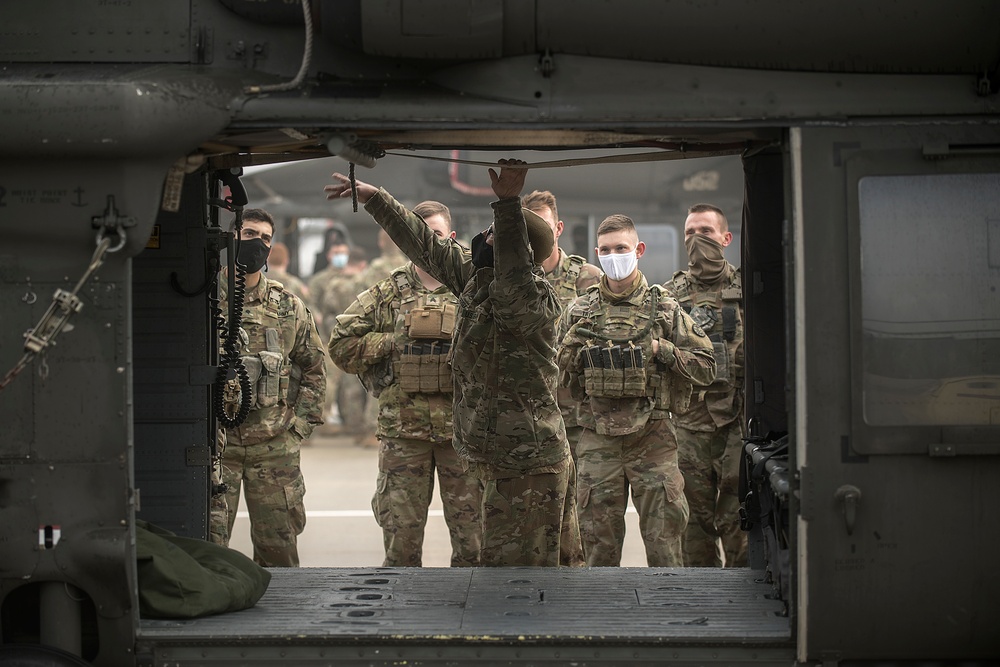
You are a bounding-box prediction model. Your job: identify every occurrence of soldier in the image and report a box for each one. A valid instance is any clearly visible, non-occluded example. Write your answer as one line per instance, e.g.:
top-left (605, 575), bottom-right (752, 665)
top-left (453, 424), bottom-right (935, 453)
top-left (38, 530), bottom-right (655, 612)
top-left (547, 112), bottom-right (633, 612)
top-left (557, 214), bottom-right (716, 567)
top-left (325, 159), bottom-right (580, 567)
top-left (354, 229), bottom-right (408, 291)
top-left (342, 230), bottom-right (407, 447)
top-left (308, 236), bottom-right (368, 436)
top-left (522, 190), bottom-right (602, 452)
top-left (211, 208), bottom-right (327, 567)
top-left (664, 203), bottom-right (747, 567)
top-left (327, 201), bottom-right (482, 567)
top-left (265, 241), bottom-right (310, 302)
top-left (310, 222), bottom-right (353, 275)
top-left (522, 189), bottom-right (601, 568)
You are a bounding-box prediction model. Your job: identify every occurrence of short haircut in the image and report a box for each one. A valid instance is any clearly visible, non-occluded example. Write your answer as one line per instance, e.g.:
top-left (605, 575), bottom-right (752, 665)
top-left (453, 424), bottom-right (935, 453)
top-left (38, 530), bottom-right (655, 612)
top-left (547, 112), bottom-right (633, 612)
top-left (241, 208), bottom-right (275, 232)
top-left (269, 241), bottom-right (289, 265)
top-left (413, 200), bottom-right (452, 229)
top-left (521, 190), bottom-right (558, 222)
top-left (597, 213), bottom-right (636, 237)
top-left (688, 203), bottom-right (728, 233)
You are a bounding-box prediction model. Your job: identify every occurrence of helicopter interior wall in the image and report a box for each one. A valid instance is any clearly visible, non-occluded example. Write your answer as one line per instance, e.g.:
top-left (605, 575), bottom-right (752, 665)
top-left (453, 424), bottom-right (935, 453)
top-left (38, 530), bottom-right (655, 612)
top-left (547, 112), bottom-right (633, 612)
top-left (132, 175), bottom-right (215, 540)
top-left (742, 148), bottom-right (789, 439)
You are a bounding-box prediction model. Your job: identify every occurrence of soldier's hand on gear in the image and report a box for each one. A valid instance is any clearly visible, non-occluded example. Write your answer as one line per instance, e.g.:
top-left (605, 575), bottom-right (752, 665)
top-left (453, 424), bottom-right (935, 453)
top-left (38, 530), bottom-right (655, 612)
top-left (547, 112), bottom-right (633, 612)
top-left (488, 159), bottom-right (528, 199)
top-left (651, 338), bottom-right (660, 356)
top-left (325, 172), bottom-right (378, 205)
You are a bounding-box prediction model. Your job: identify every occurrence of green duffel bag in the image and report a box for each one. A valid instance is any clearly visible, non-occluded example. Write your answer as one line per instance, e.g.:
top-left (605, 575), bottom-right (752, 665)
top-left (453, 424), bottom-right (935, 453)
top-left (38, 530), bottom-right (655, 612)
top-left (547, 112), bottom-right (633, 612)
top-left (136, 520), bottom-right (271, 619)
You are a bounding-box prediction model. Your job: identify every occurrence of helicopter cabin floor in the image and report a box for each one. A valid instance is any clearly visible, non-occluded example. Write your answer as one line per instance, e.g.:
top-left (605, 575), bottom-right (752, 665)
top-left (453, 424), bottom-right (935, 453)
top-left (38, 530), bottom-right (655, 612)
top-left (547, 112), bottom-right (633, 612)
top-left (137, 567), bottom-right (794, 665)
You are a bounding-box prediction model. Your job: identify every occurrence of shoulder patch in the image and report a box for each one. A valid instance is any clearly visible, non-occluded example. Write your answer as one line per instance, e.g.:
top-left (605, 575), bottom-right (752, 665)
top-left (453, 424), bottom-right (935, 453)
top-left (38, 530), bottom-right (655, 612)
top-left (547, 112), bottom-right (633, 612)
top-left (356, 288), bottom-right (379, 313)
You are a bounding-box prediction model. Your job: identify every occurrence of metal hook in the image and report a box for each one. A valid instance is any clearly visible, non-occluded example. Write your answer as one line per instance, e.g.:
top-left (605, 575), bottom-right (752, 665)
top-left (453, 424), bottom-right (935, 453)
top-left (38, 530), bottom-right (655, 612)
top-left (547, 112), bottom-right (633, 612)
top-left (97, 225), bottom-right (127, 253)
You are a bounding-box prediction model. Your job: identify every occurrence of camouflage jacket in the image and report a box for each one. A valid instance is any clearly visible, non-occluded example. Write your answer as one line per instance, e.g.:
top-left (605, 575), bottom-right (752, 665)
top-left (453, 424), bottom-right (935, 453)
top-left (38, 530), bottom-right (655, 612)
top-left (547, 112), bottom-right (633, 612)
top-left (545, 249), bottom-right (602, 428)
top-left (353, 249), bottom-right (409, 292)
top-left (327, 263), bottom-right (456, 443)
top-left (220, 274), bottom-right (327, 446)
top-left (264, 269), bottom-right (311, 308)
top-left (557, 272), bottom-right (716, 436)
top-left (663, 265), bottom-right (744, 431)
top-left (365, 190), bottom-right (569, 478)
top-left (307, 265), bottom-right (358, 334)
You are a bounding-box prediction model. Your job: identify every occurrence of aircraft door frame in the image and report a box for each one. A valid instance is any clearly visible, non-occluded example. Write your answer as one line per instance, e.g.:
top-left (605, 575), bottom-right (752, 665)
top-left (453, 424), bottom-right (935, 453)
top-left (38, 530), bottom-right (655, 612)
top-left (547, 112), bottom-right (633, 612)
top-left (791, 125), bottom-right (1000, 663)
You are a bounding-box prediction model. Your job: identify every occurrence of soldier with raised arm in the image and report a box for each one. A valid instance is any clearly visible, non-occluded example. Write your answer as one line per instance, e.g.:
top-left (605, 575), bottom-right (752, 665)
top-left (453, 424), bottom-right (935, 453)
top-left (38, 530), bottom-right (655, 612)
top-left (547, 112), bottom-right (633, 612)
top-left (325, 160), bottom-right (580, 567)
top-left (327, 201), bottom-right (482, 567)
top-left (522, 189), bottom-right (601, 567)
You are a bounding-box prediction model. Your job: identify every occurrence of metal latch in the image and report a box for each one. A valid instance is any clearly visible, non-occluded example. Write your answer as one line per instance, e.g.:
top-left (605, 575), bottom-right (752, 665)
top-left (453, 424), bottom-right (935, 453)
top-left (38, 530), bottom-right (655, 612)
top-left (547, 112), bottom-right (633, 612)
top-left (834, 484), bottom-right (862, 536)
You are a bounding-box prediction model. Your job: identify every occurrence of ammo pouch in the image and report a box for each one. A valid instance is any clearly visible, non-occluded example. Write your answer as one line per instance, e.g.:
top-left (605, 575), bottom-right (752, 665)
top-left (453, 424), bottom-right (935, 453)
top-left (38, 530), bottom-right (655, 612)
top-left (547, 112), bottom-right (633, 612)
top-left (238, 328), bottom-right (285, 409)
top-left (710, 335), bottom-right (731, 385)
top-left (239, 354), bottom-right (263, 407)
top-left (405, 303), bottom-right (457, 339)
top-left (255, 351), bottom-right (283, 407)
top-left (650, 370), bottom-right (694, 414)
top-left (582, 344), bottom-right (647, 399)
top-left (397, 341), bottom-right (452, 394)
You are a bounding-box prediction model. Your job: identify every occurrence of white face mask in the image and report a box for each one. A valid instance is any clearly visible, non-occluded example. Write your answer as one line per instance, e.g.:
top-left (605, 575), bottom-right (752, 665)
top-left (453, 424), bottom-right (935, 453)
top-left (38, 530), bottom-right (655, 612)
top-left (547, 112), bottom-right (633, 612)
top-left (599, 250), bottom-right (638, 281)
top-left (331, 252), bottom-right (349, 269)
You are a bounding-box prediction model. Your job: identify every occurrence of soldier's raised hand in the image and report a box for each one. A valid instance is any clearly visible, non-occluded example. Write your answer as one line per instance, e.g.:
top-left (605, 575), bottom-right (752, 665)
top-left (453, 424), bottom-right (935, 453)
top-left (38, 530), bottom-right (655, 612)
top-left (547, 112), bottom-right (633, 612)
top-left (488, 159), bottom-right (528, 199)
top-left (325, 172), bottom-right (378, 205)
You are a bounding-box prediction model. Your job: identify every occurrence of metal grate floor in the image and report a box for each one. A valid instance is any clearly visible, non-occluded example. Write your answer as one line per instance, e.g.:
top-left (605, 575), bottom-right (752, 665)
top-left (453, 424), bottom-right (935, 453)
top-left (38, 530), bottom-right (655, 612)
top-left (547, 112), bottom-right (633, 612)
top-left (139, 567), bottom-right (790, 646)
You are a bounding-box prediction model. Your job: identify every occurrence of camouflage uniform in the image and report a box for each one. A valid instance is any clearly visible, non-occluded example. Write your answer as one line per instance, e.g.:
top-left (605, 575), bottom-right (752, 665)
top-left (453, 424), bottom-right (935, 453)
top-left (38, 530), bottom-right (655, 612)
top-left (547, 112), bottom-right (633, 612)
top-left (365, 190), bottom-right (578, 567)
top-left (345, 247), bottom-right (410, 442)
top-left (353, 248), bottom-right (408, 293)
top-left (308, 265), bottom-right (355, 336)
top-left (558, 273), bottom-right (716, 566)
top-left (265, 268), bottom-right (309, 304)
top-left (208, 430), bottom-right (229, 545)
top-left (308, 265), bottom-right (367, 432)
top-left (211, 274), bottom-right (327, 567)
top-left (327, 264), bottom-right (482, 567)
top-left (544, 249), bottom-right (602, 567)
top-left (664, 265), bottom-right (747, 567)
top-left (546, 250), bottom-right (603, 451)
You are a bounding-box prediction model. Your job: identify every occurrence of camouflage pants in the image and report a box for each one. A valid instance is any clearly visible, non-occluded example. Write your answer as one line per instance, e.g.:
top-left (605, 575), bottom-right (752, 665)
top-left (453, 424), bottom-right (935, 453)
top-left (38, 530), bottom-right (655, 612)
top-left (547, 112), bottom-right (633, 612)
top-left (577, 418), bottom-right (689, 567)
top-left (208, 460), bottom-right (229, 546)
top-left (677, 420), bottom-right (748, 567)
top-left (560, 457), bottom-right (586, 567)
top-left (372, 436), bottom-right (483, 567)
top-left (213, 429), bottom-right (307, 567)
top-left (565, 424), bottom-right (585, 462)
top-left (480, 461), bottom-right (573, 567)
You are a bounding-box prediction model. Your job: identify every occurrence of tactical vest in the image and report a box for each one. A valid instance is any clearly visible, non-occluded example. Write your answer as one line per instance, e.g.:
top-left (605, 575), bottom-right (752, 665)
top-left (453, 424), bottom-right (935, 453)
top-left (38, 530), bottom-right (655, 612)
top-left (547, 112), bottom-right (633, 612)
top-left (236, 283), bottom-right (293, 409)
top-left (667, 268), bottom-right (743, 391)
top-left (547, 254), bottom-right (587, 307)
top-left (574, 284), bottom-right (673, 406)
top-left (390, 269), bottom-right (457, 395)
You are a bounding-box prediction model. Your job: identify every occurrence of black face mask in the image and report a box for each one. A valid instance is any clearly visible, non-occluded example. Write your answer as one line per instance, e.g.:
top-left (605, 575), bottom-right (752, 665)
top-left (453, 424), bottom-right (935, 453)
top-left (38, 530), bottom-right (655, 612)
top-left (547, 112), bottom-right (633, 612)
top-left (237, 238), bottom-right (271, 274)
top-left (470, 231), bottom-right (494, 269)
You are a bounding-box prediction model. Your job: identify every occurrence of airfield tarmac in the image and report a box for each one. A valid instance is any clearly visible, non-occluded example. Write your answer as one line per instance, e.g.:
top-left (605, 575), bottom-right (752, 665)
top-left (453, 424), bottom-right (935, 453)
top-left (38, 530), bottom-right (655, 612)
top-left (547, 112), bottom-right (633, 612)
top-left (228, 427), bottom-right (648, 567)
